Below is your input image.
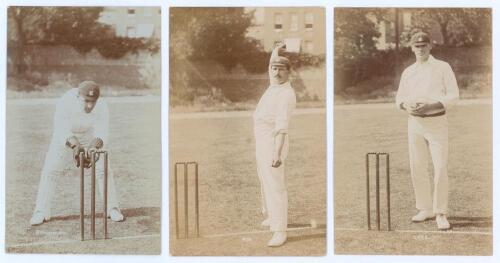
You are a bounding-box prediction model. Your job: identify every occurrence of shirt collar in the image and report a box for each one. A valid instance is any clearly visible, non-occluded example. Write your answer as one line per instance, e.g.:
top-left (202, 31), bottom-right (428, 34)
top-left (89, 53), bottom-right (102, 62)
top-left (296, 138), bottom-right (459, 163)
top-left (269, 81), bottom-right (291, 89)
top-left (413, 54), bottom-right (435, 67)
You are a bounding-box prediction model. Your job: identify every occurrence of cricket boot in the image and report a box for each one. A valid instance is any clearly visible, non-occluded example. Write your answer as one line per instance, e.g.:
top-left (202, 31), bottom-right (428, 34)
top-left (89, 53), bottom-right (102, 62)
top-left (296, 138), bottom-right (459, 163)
top-left (267, 231), bottom-right (287, 247)
top-left (412, 210), bottom-right (435, 222)
top-left (436, 214), bottom-right (451, 230)
top-left (109, 207), bottom-right (125, 222)
top-left (30, 210), bottom-right (48, 226)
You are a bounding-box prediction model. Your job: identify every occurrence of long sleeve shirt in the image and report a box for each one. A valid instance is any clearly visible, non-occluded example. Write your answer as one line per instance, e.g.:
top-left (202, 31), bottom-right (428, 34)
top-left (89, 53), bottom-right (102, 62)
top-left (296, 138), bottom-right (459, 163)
top-left (253, 82), bottom-right (296, 137)
top-left (396, 55), bottom-right (459, 112)
top-left (52, 88), bottom-right (109, 146)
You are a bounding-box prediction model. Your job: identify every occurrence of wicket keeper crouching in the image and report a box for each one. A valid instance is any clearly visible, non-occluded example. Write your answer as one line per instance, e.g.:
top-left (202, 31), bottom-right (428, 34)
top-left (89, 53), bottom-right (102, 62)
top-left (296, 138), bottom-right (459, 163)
top-left (30, 81), bottom-right (125, 226)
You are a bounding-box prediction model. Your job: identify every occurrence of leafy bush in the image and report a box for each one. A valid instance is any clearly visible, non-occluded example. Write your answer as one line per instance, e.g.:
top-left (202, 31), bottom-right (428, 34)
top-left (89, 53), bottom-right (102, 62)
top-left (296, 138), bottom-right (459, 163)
top-left (336, 46), bottom-right (492, 102)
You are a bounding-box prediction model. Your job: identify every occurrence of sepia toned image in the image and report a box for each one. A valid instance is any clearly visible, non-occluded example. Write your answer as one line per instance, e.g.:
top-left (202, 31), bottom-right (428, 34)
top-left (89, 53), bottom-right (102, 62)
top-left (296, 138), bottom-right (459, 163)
top-left (334, 8), bottom-right (492, 255)
top-left (170, 7), bottom-right (326, 256)
top-left (5, 6), bottom-right (161, 254)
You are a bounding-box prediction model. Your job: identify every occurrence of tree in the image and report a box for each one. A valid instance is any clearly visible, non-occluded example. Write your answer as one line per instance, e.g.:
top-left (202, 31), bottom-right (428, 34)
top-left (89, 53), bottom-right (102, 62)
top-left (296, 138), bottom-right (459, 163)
top-left (169, 8), bottom-right (266, 104)
top-left (409, 8), bottom-right (491, 47)
top-left (334, 8), bottom-right (388, 92)
top-left (170, 7), bottom-right (325, 104)
top-left (8, 7), bottom-right (108, 74)
top-left (8, 7), bottom-right (159, 75)
top-left (334, 8), bottom-right (384, 63)
top-left (8, 7), bottom-right (45, 74)
top-left (170, 7), bottom-right (259, 70)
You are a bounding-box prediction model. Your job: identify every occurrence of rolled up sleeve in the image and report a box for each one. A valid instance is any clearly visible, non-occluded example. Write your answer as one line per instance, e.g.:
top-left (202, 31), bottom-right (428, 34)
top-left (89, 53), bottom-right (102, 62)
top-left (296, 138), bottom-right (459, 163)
top-left (274, 91), bottom-right (296, 135)
top-left (437, 63), bottom-right (459, 111)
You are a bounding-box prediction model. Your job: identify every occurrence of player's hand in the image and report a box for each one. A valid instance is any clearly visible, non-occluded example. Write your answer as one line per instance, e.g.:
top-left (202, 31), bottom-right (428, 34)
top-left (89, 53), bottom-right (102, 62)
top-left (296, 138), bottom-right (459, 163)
top-left (274, 42), bottom-right (286, 52)
top-left (73, 145), bottom-right (85, 168)
top-left (82, 154), bottom-right (92, 168)
top-left (404, 102), bottom-right (424, 116)
top-left (271, 152), bottom-right (282, 168)
top-left (83, 148), bottom-right (101, 168)
top-left (412, 103), bottom-right (434, 116)
top-left (85, 138), bottom-right (104, 168)
top-left (89, 137), bottom-right (104, 150)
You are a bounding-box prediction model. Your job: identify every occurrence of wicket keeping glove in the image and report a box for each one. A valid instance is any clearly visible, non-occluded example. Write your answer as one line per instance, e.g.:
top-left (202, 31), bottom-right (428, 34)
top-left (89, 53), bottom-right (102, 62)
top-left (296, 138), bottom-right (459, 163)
top-left (83, 138), bottom-right (104, 168)
top-left (66, 136), bottom-right (85, 168)
top-left (83, 149), bottom-right (102, 168)
top-left (89, 137), bottom-right (104, 150)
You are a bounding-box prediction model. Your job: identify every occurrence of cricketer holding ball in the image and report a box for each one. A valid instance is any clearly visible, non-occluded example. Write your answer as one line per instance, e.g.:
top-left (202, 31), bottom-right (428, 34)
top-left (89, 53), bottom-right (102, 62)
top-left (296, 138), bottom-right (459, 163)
top-left (30, 81), bottom-right (125, 226)
top-left (253, 43), bottom-right (296, 247)
top-left (396, 32), bottom-right (459, 230)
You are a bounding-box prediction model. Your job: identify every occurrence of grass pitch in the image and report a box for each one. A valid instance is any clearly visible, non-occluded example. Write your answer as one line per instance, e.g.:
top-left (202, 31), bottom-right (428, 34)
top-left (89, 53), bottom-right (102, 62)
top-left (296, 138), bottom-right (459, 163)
top-left (169, 110), bottom-right (327, 256)
top-left (334, 100), bottom-right (492, 255)
top-left (5, 97), bottom-right (161, 254)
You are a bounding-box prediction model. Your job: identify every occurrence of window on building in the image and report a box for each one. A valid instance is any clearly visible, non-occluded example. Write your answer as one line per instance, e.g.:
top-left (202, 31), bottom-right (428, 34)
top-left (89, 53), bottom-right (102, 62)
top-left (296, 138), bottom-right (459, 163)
top-left (290, 13), bottom-right (298, 31)
top-left (127, 9), bottom-right (135, 16)
top-left (144, 8), bottom-right (152, 17)
top-left (274, 13), bottom-right (283, 31)
top-left (305, 12), bottom-right (314, 30)
top-left (304, 41), bottom-right (314, 53)
top-left (127, 26), bottom-right (136, 38)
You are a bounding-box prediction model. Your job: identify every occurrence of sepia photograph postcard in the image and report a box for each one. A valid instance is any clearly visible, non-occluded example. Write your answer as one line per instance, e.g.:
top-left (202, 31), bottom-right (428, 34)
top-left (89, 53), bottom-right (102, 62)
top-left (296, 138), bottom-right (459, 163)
top-left (169, 6), bottom-right (327, 256)
top-left (5, 6), bottom-right (161, 254)
top-left (334, 7), bottom-right (492, 255)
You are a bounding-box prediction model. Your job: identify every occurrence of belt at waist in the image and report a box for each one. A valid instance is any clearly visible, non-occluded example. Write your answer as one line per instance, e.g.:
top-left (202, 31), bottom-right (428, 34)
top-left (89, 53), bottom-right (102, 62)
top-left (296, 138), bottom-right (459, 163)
top-left (413, 111), bottom-right (446, 118)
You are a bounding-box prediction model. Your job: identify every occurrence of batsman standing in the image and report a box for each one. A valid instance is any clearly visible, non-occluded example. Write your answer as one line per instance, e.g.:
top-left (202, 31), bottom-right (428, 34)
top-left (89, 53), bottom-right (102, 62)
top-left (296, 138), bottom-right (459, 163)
top-left (396, 32), bottom-right (459, 230)
top-left (30, 81), bottom-right (125, 225)
top-left (253, 43), bottom-right (296, 246)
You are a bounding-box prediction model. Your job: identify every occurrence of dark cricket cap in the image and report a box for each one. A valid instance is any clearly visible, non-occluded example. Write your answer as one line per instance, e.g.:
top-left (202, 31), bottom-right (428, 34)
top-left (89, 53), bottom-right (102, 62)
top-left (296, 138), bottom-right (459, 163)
top-left (78, 80), bottom-right (100, 101)
top-left (410, 32), bottom-right (431, 46)
top-left (270, 56), bottom-right (291, 69)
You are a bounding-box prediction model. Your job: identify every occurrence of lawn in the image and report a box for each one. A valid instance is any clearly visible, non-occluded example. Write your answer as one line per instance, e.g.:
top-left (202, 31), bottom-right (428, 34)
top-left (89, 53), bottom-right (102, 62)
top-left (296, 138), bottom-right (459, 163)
top-left (334, 100), bottom-right (492, 255)
top-left (5, 97), bottom-right (162, 254)
top-left (169, 110), bottom-right (327, 256)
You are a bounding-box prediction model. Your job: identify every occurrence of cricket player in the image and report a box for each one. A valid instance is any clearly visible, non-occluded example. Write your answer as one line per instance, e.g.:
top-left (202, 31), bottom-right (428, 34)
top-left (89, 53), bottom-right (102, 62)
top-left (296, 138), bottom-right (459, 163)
top-left (396, 32), bottom-right (459, 230)
top-left (253, 43), bottom-right (296, 246)
top-left (30, 81), bottom-right (125, 226)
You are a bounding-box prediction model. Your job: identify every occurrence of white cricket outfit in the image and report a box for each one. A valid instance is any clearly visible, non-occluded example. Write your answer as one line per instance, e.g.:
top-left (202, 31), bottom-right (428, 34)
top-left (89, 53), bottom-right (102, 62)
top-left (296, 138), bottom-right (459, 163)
top-left (33, 88), bottom-right (120, 219)
top-left (396, 55), bottom-right (459, 214)
top-left (253, 81), bottom-right (296, 232)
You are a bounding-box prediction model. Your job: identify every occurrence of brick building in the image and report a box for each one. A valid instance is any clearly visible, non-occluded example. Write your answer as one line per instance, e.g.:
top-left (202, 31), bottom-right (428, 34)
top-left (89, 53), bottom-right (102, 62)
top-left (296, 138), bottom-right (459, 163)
top-left (245, 7), bottom-right (325, 55)
top-left (98, 7), bottom-right (161, 39)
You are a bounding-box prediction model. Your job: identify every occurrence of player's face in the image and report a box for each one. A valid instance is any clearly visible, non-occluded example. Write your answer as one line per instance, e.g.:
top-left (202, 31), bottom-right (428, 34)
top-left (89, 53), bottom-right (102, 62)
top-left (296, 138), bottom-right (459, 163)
top-left (411, 43), bottom-right (432, 62)
top-left (271, 65), bottom-right (290, 84)
top-left (79, 96), bottom-right (98, 113)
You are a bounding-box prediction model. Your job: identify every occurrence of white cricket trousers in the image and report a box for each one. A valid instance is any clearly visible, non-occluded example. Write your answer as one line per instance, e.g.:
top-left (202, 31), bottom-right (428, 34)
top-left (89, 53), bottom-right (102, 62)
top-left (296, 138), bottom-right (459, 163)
top-left (33, 136), bottom-right (120, 219)
top-left (407, 115), bottom-right (449, 214)
top-left (255, 131), bottom-right (289, 232)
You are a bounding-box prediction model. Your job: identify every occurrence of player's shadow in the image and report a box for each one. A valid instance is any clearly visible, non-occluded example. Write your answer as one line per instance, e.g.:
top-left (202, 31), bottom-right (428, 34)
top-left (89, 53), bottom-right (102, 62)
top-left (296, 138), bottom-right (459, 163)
top-left (285, 222), bottom-right (327, 244)
top-left (287, 233), bottom-right (326, 243)
top-left (48, 207), bottom-right (160, 221)
top-left (448, 216), bottom-right (492, 228)
top-left (288, 223), bottom-right (327, 229)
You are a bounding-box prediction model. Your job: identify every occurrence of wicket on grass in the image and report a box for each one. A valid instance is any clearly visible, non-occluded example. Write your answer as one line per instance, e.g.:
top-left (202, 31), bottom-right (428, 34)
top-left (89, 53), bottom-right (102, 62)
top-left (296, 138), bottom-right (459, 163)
top-left (80, 150), bottom-right (109, 241)
top-left (174, 162), bottom-right (199, 239)
top-left (366, 152), bottom-right (391, 231)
